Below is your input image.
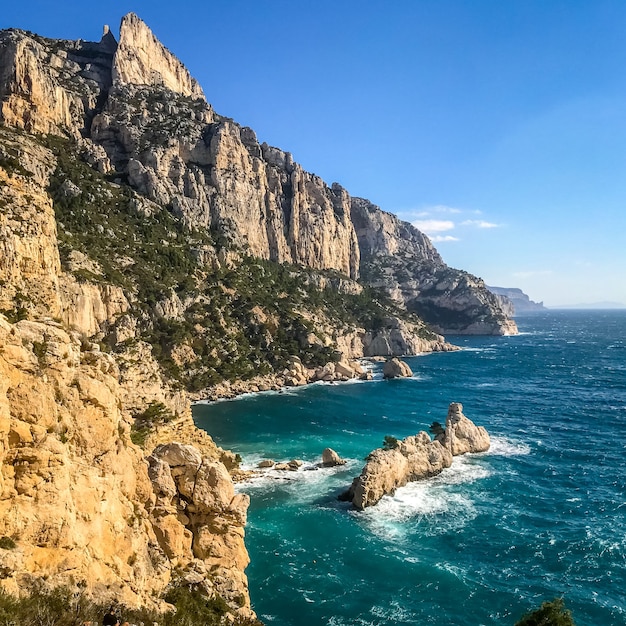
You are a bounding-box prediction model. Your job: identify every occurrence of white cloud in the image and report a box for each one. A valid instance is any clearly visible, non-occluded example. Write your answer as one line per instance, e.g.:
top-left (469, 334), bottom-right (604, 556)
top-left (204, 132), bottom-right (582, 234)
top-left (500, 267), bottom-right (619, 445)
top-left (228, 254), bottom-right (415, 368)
top-left (512, 270), bottom-right (553, 279)
top-left (412, 219), bottom-right (455, 234)
top-left (461, 219), bottom-right (500, 229)
top-left (405, 205), bottom-right (462, 219)
top-left (430, 235), bottom-right (460, 242)
top-left (425, 204), bottom-right (462, 215)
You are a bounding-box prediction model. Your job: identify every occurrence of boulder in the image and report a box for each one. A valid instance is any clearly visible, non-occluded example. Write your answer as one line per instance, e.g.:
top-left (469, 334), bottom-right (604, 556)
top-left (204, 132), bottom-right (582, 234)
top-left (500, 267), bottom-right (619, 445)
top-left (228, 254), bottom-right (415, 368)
top-left (321, 448), bottom-right (346, 467)
top-left (382, 358), bottom-right (413, 379)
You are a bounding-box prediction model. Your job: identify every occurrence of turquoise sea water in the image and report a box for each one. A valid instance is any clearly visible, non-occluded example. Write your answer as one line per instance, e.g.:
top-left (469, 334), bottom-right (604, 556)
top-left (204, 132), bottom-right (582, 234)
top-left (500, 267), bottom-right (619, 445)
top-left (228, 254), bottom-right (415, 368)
top-left (194, 311), bottom-right (626, 626)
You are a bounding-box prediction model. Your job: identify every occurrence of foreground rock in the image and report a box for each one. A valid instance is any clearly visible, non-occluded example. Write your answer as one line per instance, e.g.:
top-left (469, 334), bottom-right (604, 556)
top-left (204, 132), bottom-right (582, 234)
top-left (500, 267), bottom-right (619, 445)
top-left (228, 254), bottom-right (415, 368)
top-left (341, 403), bottom-right (490, 509)
top-left (382, 358), bottom-right (413, 379)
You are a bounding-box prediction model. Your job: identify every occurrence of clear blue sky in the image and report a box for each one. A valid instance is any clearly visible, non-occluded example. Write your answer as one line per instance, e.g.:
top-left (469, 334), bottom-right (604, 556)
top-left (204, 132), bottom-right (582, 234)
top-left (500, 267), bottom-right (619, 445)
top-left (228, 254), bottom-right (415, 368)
top-left (3, 1), bottom-right (626, 307)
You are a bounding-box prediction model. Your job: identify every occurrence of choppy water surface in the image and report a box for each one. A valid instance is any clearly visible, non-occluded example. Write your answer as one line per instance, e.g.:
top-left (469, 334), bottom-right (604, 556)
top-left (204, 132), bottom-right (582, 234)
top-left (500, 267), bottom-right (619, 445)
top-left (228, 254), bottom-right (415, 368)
top-left (194, 310), bottom-right (626, 625)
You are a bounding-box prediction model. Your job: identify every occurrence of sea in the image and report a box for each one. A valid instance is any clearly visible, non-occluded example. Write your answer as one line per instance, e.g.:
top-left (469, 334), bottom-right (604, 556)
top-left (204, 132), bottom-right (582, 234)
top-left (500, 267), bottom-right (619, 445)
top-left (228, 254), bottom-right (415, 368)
top-left (193, 310), bottom-right (626, 626)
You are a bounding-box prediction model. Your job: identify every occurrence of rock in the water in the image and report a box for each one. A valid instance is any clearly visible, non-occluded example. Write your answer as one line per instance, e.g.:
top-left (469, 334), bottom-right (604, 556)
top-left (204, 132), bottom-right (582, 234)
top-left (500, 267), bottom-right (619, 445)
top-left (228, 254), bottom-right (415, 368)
top-left (342, 403), bottom-right (491, 509)
top-left (340, 432), bottom-right (452, 510)
top-left (382, 357), bottom-right (413, 379)
top-left (440, 402), bottom-right (490, 455)
top-left (257, 459), bottom-right (275, 468)
top-left (321, 448), bottom-right (346, 467)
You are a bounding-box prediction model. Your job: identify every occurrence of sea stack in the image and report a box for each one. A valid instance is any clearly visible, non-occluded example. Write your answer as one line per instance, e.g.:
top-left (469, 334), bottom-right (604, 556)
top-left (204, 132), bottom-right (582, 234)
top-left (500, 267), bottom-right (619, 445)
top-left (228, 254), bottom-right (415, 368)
top-left (341, 403), bottom-right (490, 509)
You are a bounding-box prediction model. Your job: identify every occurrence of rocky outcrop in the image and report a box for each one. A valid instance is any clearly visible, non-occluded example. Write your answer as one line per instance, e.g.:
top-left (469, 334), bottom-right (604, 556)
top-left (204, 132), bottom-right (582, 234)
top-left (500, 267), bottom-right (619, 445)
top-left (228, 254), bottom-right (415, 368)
top-left (0, 313), bottom-right (254, 618)
top-left (340, 433), bottom-right (453, 510)
top-left (341, 404), bottom-right (490, 509)
top-left (0, 129), bottom-right (62, 319)
top-left (351, 197), bottom-right (518, 336)
top-left (321, 448), bottom-right (346, 467)
top-left (0, 28), bottom-right (115, 136)
top-left (437, 402), bottom-right (490, 455)
top-left (148, 443), bottom-right (250, 610)
top-left (382, 358), bottom-right (413, 379)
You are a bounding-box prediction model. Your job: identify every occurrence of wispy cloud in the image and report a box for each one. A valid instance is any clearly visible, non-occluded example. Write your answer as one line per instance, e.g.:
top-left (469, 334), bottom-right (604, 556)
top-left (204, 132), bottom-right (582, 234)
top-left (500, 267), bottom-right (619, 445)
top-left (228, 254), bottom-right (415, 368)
top-left (415, 204), bottom-right (462, 216)
top-left (431, 235), bottom-right (460, 242)
top-left (461, 219), bottom-right (500, 229)
top-left (412, 219), bottom-right (455, 233)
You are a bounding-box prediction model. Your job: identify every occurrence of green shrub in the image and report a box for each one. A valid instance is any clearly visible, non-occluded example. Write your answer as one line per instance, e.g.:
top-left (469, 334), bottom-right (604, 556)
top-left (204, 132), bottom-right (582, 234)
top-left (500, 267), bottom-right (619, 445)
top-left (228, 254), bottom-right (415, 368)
top-left (515, 598), bottom-right (576, 626)
top-left (0, 536), bottom-right (16, 550)
top-left (429, 421), bottom-right (445, 437)
top-left (382, 435), bottom-right (399, 450)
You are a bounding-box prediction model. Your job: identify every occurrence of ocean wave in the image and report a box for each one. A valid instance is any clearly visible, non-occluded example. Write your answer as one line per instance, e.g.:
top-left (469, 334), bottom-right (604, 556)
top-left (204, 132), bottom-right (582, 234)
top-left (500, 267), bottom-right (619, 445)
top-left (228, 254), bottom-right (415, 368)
top-left (460, 347), bottom-right (497, 353)
top-left (488, 436), bottom-right (531, 456)
top-left (354, 458), bottom-right (490, 540)
top-left (236, 456), bottom-right (361, 496)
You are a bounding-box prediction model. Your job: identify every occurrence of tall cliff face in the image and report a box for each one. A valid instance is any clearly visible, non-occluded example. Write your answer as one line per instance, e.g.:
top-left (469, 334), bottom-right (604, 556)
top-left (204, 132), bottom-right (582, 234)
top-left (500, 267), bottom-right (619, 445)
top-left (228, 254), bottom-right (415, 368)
top-left (0, 28), bottom-right (114, 136)
top-left (0, 129), bottom-right (254, 617)
top-left (112, 14), bottom-right (203, 98)
top-left (0, 13), bottom-right (514, 334)
top-left (352, 198), bottom-right (518, 335)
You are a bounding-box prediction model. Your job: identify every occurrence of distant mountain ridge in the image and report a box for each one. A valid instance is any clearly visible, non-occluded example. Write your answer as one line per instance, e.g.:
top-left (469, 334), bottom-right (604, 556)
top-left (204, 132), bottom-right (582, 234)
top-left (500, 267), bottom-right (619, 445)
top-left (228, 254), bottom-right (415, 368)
top-left (488, 286), bottom-right (546, 315)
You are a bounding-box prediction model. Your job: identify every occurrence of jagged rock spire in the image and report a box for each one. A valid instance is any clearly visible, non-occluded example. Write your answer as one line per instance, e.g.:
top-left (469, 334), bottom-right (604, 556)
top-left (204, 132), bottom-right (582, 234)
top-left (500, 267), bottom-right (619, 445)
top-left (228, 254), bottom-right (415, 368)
top-left (112, 12), bottom-right (204, 99)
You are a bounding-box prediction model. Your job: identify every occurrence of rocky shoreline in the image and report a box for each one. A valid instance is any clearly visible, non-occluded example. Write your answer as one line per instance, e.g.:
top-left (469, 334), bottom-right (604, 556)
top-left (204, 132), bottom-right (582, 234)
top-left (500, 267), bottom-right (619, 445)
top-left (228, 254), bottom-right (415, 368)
top-left (191, 349), bottom-right (458, 403)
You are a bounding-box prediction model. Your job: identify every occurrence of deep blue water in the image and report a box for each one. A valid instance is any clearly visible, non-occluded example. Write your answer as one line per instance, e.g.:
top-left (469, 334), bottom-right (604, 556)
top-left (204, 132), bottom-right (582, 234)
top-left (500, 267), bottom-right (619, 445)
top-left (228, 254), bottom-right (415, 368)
top-left (194, 310), bottom-right (626, 625)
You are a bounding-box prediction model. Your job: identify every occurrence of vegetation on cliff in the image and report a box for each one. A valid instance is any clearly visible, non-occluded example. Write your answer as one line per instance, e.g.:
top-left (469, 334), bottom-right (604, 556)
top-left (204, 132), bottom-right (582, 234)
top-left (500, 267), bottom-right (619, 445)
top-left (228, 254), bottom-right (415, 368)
top-left (0, 584), bottom-right (262, 626)
top-left (40, 131), bottom-right (441, 391)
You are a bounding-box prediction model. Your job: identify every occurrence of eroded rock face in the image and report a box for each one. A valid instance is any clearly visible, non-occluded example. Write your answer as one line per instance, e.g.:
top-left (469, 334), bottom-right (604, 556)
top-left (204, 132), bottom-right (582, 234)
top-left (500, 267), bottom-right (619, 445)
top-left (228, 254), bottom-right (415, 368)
top-left (321, 448), bottom-right (346, 467)
top-left (351, 197), bottom-right (518, 336)
top-left (439, 402), bottom-right (490, 455)
top-left (0, 317), bottom-right (169, 608)
top-left (113, 13), bottom-right (204, 98)
top-left (148, 443), bottom-right (251, 611)
top-left (0, 128), bottom-right (254, 615)
top-left (0, 28), bottom-right (114, 136)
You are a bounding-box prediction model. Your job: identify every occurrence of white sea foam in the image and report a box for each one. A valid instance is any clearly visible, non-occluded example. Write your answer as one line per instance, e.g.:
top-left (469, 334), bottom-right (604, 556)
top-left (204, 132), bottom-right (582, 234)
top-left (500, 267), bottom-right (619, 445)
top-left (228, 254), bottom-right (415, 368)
top-left (236, 456), bottom-right (361, 497)
top-left (488, 436), bottom-right (531, 456)
top-left (356, 456), bottom-right (490, 539)
top-left (460, 347), bottom-right (497, 353)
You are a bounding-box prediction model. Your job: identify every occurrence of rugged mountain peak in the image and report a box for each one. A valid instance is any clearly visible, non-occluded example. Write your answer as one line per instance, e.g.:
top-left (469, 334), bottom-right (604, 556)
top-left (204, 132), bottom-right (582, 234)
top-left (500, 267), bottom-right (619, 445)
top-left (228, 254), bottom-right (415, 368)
top-left (112, 13), bottom-right (204, 99)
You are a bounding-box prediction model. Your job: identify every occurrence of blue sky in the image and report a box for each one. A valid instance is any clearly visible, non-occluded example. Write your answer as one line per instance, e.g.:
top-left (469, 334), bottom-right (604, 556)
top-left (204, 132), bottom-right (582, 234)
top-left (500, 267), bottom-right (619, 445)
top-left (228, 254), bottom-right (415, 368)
top-left (3, 1), bottom-right (625, 307)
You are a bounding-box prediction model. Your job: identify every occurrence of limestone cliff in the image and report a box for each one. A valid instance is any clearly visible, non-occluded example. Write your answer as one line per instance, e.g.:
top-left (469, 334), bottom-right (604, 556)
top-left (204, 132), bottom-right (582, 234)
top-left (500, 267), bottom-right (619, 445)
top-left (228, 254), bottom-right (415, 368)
top-left (352, 197), bottom-right (518, 335)
top-left (0, 128), bottom-right (254, 617)
top-left (488, 286), bottom-right (546, 314)
top-left (0, 317), bottom-right (252, 616)
top-left (0, 13), bottom-right (515, 337)
top-left (0, 12), bottom-right (516, 617)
